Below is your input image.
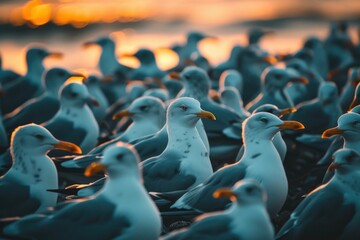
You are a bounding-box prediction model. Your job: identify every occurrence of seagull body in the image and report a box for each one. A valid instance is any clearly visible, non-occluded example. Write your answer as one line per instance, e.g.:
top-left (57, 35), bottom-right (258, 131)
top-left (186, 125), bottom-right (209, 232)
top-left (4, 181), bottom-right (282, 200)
top-left (163, 180), bottom-right (274, 240)
top-left (0, 124), bottom-right (81, 218)
top-left (4, 68), bottom-right (77, 134)
top-left (141, 97), bottom-right (214, 192)
top-left (340, 68), bottom-right (360, 111)
top-left (173, 112), bottom-right (304, 217)
top-left (4, 143), bottom-right (161, 240)
top-left (174, 66), bottom-right (243, 170)
top-left (211, 45), bottom-right (243, 81)
top-left (277, 148), bottom-right (360, 240)
top-left (1, 47), bottom-right (62, 114)
top-left (44, 82), bottom-right (99, 155)
top-left (289, 82), bottom-right (341, 134)
top-left (247, 67), bottom-right (308, 112)
top-left (84, 75), bottom-right (109, 124)
top-left (220, 86), bottom-right (250, 120)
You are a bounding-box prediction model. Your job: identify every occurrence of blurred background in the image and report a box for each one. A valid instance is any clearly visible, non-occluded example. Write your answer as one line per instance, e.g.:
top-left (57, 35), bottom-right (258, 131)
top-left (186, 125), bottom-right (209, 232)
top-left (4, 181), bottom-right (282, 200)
top-left (0, 0), bottom-right (359, 74)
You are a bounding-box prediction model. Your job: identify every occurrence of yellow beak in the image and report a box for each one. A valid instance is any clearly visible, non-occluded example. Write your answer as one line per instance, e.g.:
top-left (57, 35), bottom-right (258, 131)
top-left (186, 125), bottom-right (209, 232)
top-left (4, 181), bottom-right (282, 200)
top-left (322, 127), bottom-right (344, 138)
top-left (53, 141), bottom-right (82, 154)
top-left (278, 121), bottom-right (305, 130)
top-left (196, 110), bottom-right (216, 120)
top-left (84, 162), bottom-right (107, 177)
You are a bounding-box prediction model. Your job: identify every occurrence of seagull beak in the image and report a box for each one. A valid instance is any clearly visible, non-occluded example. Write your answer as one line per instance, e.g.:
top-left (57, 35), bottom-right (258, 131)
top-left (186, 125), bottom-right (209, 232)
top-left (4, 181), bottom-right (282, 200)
top-left (169, 72), bottom-right (182, 80)
top-left (113, 110), bottom-right (134, 120)
top-left (100, 76), bottom-right (113, 83)
top-left (84, 162), bottom-right (107, 177)
top-left (262, 56), bottom-right (277, 65)
top-left (209, 89), bottom-right (220, 101)
top-left (279, 108), bottom-right (297, 117)
top-left (86, 97), bottom-right (100, 107)
top-left (322, 127), bottom-right (344, 138)
top-left (83, 41), bottom-right (97, 48)
top-left (289, 76), bottom-right (309, 85)
top-left (213, 188), bottom-right (236, 200)
top-left (47, 52), bottom-right (63, 59)
top-left (196, 110), bottom-right (216, 120)
top-left (327, 162), bottom-right (341, 172)
top-left (53, 141), bottom-right (82, 154)
top-left (278, 121), bottom-right (305, 130)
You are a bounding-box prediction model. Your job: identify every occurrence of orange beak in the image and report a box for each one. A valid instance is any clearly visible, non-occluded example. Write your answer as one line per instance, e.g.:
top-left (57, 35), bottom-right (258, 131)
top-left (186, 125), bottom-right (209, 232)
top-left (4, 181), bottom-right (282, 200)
top-left (83, 41), bottom-right (97, 48)
top-left (113, 110), bottom-right (134, 120)
top-left (279, 108), bottom-right (297, 117)
top-left (262, 56), bottom-right (277, 65)
top-left (47, 52), bottom-right (63, 59)
top-left (327, 162), bottom-right (341, 172)
top-left (290, 77), bottom-right (309, 85)
top-left (169, 72), bottom-right (181, 80)
top-left (278, 121), bottom-right (305, 130)
top-left (196, 110), bottom-right (216, 120)
top-left (84, 162), bottom-right (107, 177)
top-left (322, 127), bottom-right (344, 138)
top-left (53, 141), bottom-right (82, 154)
top-left (213, 188), bottom-right (236, 200)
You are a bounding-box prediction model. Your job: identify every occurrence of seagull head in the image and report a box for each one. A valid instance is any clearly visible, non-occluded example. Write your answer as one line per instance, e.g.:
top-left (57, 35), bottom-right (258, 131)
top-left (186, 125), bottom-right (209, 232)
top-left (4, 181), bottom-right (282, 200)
top-left (113, 96), bottom-right (165, 123)
top-left (43, 68), bottom-right (84, 95)
top-left (328, 149), bottom-right (360, 174)
top-left (286, 58), bottom-right (310, 76)
top-left (318, 82), bottom-right (339, 106)
top-left (83, 36), bottom-right (115, 49)
top-left (213, 179), bottom-right (267, 205)
top-left (322, 113), bottom-right (360, 142)
top-left (262, 67), bottom-right (308, 89)
top-left (253, 104), bottom-right (296, 118)
top-left (170, 66), bottom-right (211, 100)
top-left (167, 97), bottom-right (216, 128)
top-left (143, 89), bottom-right (169, 102)
top-left (11, 124), bottom-right (82, 157)
top-left (85, 142), bottom-right (140, 179)
top-left (219, 70), bottom-right (243, 93)
top-left (243, 112), bottom-right (304, 140)
top-left (60, 82), bottom-right (99, 108)
top-left (220, 87), bottom-right (241, 104)
top-left (129, 48), bottom-right (156, 65)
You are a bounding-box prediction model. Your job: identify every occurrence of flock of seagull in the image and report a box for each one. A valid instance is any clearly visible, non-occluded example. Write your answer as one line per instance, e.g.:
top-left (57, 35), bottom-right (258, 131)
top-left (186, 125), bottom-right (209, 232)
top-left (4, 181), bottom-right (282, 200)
top-left (0, 21), bottom-right (359, 239)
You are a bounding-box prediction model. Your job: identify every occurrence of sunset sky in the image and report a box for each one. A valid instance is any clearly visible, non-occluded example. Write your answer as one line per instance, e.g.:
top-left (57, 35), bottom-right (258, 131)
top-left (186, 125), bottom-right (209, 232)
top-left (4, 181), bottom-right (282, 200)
top-left (0, 0), bottom-right (359, 74)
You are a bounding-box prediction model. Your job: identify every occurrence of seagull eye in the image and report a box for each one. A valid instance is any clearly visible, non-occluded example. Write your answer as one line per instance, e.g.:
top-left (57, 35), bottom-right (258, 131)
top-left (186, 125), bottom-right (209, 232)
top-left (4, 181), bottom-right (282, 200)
top-left (116, 154), bottom-right (123, 160)
top-left (184, 74), bottom-right (190, 80)
top-left (58, 71), bottom-right (66, 77)
top-left (260, 117), bottom-right (268, 124)
top-left (180, 105), bottom-right (188, 111)
top-left (139, 105), bottom-right (148, 111)
top-left (245, 187), bottom-right (253, 193)
top-left (274, 74), bottom-right (282, 79)
top-left (34, 134), bottom-right (45, 141)
top-left (71, 92), bottom-right (78, 98)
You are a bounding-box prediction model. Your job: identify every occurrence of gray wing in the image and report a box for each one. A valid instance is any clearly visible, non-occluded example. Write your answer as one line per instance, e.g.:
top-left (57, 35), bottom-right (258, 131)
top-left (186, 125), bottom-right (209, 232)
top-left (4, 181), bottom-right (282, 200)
top-left (0, 183), bottom-right (41, 218)
top-left (173, 164), bottom-right (246, 212)
top-left (163, 215), bottom-right (239, 240)
top-left (134, 127), bottom-right (168, 161)
top-left (5, 196), bottom-right (131, 240)
top-left (277, 184), bottom-right (356, 240)
top-left (142, 151), bottom-right (196, 192)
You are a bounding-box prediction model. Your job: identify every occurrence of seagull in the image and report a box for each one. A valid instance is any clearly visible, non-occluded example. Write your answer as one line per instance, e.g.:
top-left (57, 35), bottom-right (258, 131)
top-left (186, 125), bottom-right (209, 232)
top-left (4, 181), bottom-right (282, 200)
top-left (141, 97), bottom-right (215, 192)
top-left (285, 58), bottom-right (323, 105)
top-left (277, 148), bottom-right (360, 240)
top-left (218, 69), bottom-right (244, 95)
top-left (3, 143), bottom-right (162, 240)
top-left (122, 48), bottom-right (165, 80)
top-left (289, 82), bottom-right (341, 134)
top-left (0, 124), bottom-right (81, 218)
top-left (1, 47), bottom-right (63, 114)
top-left (340, 67), bottom-right (360, 111)
top-left (302, 36), bottom-right (329, 79)
top-left (4, 68), bottom-right (81, 134)
top-left (347, 79), bottom-right (360, 110)
top-left (44, 82), bottom-right (100, 155)
top-left (172, 66), bottom-right (243, 170)
top-left (172, 112), bottom-right (304, 217)
top-left (60, 96), bottom-right (166, 169)
top-left (246, 66), bottom-right (308, 112)
top-left (163, 180), bottom-right (274, 240)
top-left (211, 45), bottom-right (243, 81)
top-left (236, 47), bottom-right (275, 104)
top-left (220, 86), bottom-right (250, 120)
top-left (84, 75), bottom-right (110, 124)
top-left (83, 36), bottom-right (132, 77)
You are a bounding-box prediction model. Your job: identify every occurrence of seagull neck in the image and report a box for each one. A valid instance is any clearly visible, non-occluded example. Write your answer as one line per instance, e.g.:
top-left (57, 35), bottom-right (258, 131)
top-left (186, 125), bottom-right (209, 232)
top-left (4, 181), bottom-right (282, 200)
top-left (166, 120), bottom-right (201, 147)
top-left (102, 174), bottom-right (141, 199)
top-left (343, 138), bottom-right (360, 150)
top-left (242, 137), bottom-right (274, 157)
top-left (26, 60), bottom-right (45, 83)
top-left (10, 149), bottom-right (57, 185)
top-left (99, 45), bottom-right (118, 75)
